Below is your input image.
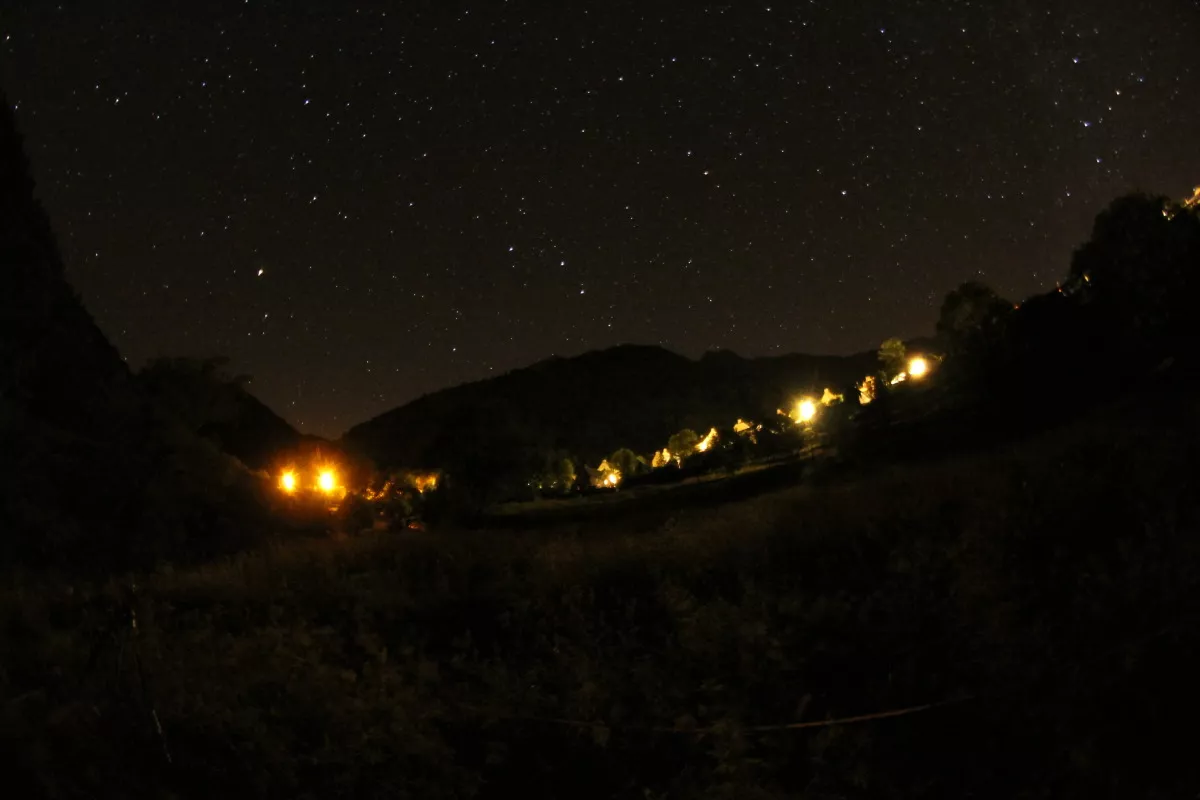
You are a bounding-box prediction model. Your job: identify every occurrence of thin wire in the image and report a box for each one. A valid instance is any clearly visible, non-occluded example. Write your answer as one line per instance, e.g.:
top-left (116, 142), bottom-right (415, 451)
top-left (468, 694), bottom-right (972, 736)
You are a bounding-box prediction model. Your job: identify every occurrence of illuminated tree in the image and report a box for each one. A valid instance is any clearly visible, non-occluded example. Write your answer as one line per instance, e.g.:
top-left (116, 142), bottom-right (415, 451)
top-left (857, 375), bottom-right (877, 405)
top-left (537, 452), bottom-right (576, 493)
top-left (1185, 185), bottom-right (1200, 210)
top-left (877, 338), bottom-right (907, 379)
top-left (820, 387), bottom-right (844, 406)
top-left (609, 447), bottom-right (645, 479)
top-left (666, 429), bottom-right (701, 465)
top-left (587, 459), bottom-right (624, 488)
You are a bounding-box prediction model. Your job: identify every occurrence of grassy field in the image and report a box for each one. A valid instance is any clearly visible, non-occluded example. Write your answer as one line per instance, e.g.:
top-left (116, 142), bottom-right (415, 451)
top-left (4, 390), bottom-right (1200, 798)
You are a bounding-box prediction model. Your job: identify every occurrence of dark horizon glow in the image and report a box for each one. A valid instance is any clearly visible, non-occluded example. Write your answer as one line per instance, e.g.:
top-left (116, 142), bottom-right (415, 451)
top-left (4, 1), bottom-right (1197, 436)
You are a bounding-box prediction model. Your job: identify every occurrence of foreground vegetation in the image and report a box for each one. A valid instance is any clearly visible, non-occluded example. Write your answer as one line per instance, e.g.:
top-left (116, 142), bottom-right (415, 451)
top-left (4, 383), bottom-right (1199, 798)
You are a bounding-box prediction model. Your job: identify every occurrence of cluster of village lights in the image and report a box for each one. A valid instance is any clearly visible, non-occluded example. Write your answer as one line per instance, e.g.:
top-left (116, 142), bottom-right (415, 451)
top-left (276, 354), bottom-right (936, 499)
top-left (798, 354), bottom-right (932, 423)
top-left (592, 355), bottom-right (934, 490)
top-left (277, 465), bottom-right (441, 502)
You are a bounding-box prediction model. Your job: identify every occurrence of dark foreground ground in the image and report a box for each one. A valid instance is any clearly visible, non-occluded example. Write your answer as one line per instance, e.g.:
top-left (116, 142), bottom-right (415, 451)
top-left (3, 389), bottom-right (1200, 799)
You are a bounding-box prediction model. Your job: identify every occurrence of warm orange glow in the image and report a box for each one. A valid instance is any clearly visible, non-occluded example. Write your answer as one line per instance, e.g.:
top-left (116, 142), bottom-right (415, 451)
top-left (591, 459), bottom-right (622, 488)
top-left (695, 427), bottom-right (719, 452)
top-left (858, 375), bottom-right (876, 405)
top-left (363, 479), bottom-right (394, 502)
top-left (280, 471), bottom-right (297, 493)
top-left (318, 470), bottom-right (336, 493)
top-left (889, 371), bottom-right (907, 385)
top-left (412, 473), bottom-right (439, 493)
top-left (797, 398), bottom-right (817, 423)
top-left (820, 387), bottom-right (843, 406)
top-left (907, 356), bottom-right (928, 378)
top-left (652, 448), bottom-right (671, 468)
top-left (732, 418), bottom-right (760, 443)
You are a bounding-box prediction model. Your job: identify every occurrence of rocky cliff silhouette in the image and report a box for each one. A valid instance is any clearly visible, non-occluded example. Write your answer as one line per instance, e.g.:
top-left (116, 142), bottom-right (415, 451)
top-left (0, 92), bottom-right (267, 568)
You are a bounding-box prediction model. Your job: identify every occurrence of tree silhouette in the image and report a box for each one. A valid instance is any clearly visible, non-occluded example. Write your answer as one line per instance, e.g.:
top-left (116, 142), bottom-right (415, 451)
top-left (936, 281), bottom-right (1013, 354)
top-left (1069, 192), bottom-right (1200, 341)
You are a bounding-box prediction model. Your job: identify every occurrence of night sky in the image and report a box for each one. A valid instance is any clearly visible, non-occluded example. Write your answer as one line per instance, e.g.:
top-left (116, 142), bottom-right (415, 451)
top-left (4, 1), bottom-right (1197, 436)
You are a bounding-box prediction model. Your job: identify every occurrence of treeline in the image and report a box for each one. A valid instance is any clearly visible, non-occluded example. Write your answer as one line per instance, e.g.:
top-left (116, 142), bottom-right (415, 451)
top-left (827, 189), bottom-right (1199, 468)
top-left (932, 190), bottom-right (1200, 412)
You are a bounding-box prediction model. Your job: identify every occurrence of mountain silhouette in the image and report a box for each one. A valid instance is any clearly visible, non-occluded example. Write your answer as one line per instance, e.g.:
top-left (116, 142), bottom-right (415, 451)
top-left (343, 342), bottom-right (877, 478)
top-left (136, 355), bottom-right (310, 472)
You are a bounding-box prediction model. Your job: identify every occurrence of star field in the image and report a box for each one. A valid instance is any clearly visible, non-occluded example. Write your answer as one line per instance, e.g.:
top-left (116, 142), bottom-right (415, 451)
top-left (4, 1), bottom-right (1198, 435)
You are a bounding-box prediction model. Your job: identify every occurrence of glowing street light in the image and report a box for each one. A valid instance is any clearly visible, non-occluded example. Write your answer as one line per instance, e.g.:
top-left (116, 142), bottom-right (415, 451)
top-left (317, 470), bottom-right (336, 494)
top-left (280, 471), bottom-right (297, 493)
top-left (797, 398), bottom-right (817, 423)
top-left (908, 356), bottom-right (929, 378)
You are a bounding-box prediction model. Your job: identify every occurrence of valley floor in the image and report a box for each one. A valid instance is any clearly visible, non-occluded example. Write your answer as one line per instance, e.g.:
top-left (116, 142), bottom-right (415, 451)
top-left (4, 389), bottom-right (1200, 798)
